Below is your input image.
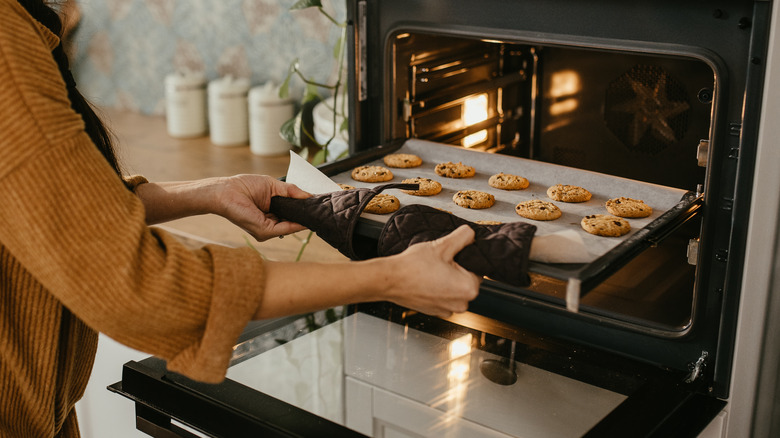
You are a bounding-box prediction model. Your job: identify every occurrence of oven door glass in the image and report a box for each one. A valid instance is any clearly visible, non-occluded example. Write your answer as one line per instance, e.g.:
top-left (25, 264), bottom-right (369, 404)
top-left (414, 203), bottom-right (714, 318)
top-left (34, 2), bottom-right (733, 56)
top-left (113, 304), bottom-right (725, 437)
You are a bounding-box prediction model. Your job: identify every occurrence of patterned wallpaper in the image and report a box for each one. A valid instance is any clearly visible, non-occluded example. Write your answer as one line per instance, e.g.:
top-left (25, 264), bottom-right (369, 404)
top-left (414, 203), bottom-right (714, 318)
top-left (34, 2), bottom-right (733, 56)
top-left (70, 0), bottom-right (345, 115)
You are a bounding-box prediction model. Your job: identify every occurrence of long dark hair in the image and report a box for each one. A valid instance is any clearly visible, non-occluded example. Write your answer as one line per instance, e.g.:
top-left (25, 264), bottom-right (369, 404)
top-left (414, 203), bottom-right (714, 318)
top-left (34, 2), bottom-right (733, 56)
top-left (16, 0), bottom-right (122, 176)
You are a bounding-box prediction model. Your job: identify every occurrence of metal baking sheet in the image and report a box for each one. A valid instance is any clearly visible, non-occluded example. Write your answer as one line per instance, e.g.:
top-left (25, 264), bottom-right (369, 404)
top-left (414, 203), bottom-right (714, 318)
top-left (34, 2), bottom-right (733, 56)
top-left (312, 139), bottom-right (701, 309)
top-left (326, 140), bottom-right (687, 259)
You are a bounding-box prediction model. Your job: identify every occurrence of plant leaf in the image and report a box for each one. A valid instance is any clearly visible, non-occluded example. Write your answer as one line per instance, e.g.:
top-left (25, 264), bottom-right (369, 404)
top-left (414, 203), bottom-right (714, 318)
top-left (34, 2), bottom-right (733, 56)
top-left (279, 59), bottom-right (301, 99)
top-left (279, 112), bottom-right (302, 147)
top-left (311, 149), bottom-right (327, 165)
top-left (302, 83), bottom-right (321, 104)
top-left (290, 0), bottom-right (322, 11)
top-left (279, 73), bottom-right (292, 100)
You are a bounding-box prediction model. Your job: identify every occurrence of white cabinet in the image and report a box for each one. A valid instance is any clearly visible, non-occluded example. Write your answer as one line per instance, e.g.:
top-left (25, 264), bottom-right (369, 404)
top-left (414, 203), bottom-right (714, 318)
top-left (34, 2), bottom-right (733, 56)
top-left (76, 335), bottom-right (147, 438)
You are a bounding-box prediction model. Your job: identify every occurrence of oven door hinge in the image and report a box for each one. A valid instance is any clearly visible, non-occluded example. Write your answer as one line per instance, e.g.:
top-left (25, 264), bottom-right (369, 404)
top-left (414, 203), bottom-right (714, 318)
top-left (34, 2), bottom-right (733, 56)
top-left (685, 351), bottom-right (709, 383)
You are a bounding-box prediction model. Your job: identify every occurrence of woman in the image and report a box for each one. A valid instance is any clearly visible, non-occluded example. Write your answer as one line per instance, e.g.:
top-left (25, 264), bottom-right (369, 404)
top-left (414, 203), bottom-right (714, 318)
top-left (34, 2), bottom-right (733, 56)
top-left (0, 1), bottom-right (481, 436)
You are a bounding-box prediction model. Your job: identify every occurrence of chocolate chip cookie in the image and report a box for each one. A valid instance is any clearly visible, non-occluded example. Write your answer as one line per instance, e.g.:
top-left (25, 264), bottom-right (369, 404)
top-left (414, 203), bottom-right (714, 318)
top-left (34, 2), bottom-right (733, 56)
top-left (475, 220), bottom-right (503, 225)
top-left (605, 197), bottom-right (653, 218)
top-left (489, 172), bottom-right (530, 190)
top-left (452, 190), bottom-right (495, 209)
top-left (400, 177), bottom-right (443, 196)
top-left (364, 194), bottom-right (401, 214)
top-left (547, 184), bottom-right (592, 203)
top-left (351, 165), bottom-right (394, 182)
top-left (514, 199), bottom-right (562, 221)
top-left (383, 153), bottom-right (423, 168)
top-left (435, 161), bottom-right (476, 178)
top-left (581, 214), bottom-right (631, 237)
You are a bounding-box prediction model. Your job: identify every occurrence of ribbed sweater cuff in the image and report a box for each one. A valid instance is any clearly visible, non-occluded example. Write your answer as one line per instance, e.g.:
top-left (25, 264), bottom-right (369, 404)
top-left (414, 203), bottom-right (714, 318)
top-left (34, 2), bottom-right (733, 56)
top-left (165, 244), bottom-right (266, 383)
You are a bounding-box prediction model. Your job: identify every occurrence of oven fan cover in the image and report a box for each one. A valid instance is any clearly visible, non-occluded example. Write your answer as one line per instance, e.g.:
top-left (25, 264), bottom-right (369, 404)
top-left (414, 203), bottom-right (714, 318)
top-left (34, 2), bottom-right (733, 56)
top-left (604, 64), bottom-right (691, 155)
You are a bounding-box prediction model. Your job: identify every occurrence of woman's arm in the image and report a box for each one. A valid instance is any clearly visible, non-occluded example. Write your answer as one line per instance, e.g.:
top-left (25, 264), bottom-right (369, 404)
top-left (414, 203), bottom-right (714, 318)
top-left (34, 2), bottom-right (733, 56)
top-left (134, 175), bottom-right (311, 241)
top-left (257, 225), bottom-right (481, 319)
top-left (135, 175), bottom-right (483, 317)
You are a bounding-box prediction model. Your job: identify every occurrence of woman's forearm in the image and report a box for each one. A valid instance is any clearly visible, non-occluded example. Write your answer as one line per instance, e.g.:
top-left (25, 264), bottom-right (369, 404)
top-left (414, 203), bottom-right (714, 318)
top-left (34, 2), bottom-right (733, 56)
top-left (134, 178), bottom-right (223, 224)
top-left (254, 258), bottom-right (393, 319)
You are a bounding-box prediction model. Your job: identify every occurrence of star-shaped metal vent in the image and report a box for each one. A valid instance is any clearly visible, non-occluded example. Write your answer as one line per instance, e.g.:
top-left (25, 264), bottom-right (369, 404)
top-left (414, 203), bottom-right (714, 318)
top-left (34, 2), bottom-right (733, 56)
top-left (605, 65), bottom-right (691, 155)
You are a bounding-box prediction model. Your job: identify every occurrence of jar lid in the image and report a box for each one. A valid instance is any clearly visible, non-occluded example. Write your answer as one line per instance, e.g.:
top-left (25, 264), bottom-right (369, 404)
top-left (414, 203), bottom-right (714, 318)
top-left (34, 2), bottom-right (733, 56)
top-left (208, 75), bottom-right (251, 95)
top-left (249, 82), bottom-right (295, 105)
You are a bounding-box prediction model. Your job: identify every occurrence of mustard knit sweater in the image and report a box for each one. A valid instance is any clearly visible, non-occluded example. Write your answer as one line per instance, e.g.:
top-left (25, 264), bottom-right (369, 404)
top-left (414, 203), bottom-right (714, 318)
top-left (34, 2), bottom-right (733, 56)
top-left (0, 2), bottom-right (268, 436)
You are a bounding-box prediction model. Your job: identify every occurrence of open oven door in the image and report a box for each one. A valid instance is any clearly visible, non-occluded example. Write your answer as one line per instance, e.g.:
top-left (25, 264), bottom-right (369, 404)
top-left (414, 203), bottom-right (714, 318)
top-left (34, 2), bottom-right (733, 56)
top-left (110, 304), bottom-right (726, 438)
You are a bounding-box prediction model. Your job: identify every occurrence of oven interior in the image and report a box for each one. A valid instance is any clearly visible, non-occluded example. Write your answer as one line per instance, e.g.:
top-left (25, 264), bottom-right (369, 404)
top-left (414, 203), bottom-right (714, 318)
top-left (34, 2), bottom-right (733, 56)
top-left (381, 31), bottom-right (713, 336)
top-left (390, 32), bottom-right (711, 190)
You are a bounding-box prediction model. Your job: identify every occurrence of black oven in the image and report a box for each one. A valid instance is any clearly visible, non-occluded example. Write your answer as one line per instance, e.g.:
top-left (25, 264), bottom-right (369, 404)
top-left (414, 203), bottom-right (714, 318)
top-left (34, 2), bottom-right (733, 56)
top-left (112, 1), bottom-right (775, 436)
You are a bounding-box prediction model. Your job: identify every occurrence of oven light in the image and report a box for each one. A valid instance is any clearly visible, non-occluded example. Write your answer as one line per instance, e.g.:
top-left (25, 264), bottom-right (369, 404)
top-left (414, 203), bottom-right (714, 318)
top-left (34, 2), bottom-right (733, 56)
top-left (462, 94), bottom-right (489, 147)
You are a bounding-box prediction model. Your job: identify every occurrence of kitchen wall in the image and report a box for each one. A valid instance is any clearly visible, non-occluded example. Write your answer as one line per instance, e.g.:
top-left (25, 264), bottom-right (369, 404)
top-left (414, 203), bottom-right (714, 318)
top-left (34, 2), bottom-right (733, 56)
top-left (70, 0), bottom-right (345, 115)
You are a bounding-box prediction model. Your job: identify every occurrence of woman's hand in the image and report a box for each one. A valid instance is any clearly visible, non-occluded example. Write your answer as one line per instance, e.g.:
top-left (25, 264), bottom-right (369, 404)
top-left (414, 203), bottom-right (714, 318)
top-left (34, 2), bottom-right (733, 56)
top-left (214, 174), bottom-right (311, 241)
top-left (381, 225), bottom-right (481, 318)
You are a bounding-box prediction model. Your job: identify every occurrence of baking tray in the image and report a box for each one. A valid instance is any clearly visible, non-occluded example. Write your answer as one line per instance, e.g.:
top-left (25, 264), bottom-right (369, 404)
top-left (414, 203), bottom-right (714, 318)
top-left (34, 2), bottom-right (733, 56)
top-left (315, 139), bottom-right (703, 311)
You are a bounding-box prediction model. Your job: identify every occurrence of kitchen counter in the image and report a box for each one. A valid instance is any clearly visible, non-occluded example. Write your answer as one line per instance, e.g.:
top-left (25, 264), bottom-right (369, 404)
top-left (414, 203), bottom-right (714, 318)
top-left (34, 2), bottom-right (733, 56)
top-left (101, 107), bottom-right (347, 263)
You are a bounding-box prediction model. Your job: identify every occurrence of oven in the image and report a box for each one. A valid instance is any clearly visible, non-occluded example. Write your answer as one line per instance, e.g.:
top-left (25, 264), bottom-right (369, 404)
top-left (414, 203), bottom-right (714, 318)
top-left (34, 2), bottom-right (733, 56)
top-left (112, 1), bottom-right (778, 436)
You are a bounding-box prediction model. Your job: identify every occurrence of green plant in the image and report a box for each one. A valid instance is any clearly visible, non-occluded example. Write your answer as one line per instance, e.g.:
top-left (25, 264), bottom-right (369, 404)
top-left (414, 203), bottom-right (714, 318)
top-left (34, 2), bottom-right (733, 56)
top-left (278, 0), bottom-right (349, 166)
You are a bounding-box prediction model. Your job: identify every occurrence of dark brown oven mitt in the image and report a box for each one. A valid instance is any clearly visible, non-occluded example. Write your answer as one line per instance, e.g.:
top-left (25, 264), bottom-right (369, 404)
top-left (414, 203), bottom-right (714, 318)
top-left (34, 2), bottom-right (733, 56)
top-left (377, 204), bottom-right (537, 287)
top-left (268, 183), bottom-right (419, 260)
top-left (270, 185), bottom-right (537, 286)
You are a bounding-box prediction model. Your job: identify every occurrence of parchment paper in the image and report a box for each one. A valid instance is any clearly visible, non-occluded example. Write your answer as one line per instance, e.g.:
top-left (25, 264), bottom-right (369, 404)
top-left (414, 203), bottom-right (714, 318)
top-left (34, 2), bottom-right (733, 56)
top-left (287, 140), bottom-right (688, 265)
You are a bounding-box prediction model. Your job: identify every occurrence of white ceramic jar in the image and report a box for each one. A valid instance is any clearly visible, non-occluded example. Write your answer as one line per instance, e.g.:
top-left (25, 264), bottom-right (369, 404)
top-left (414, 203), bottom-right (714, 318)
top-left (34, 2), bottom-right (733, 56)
top-left (164, 71), bottom-right (207, 138)
top-left (208, 76), bottom-right (251, 147)
top-left (248, 82), bottom-right (295, 156)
